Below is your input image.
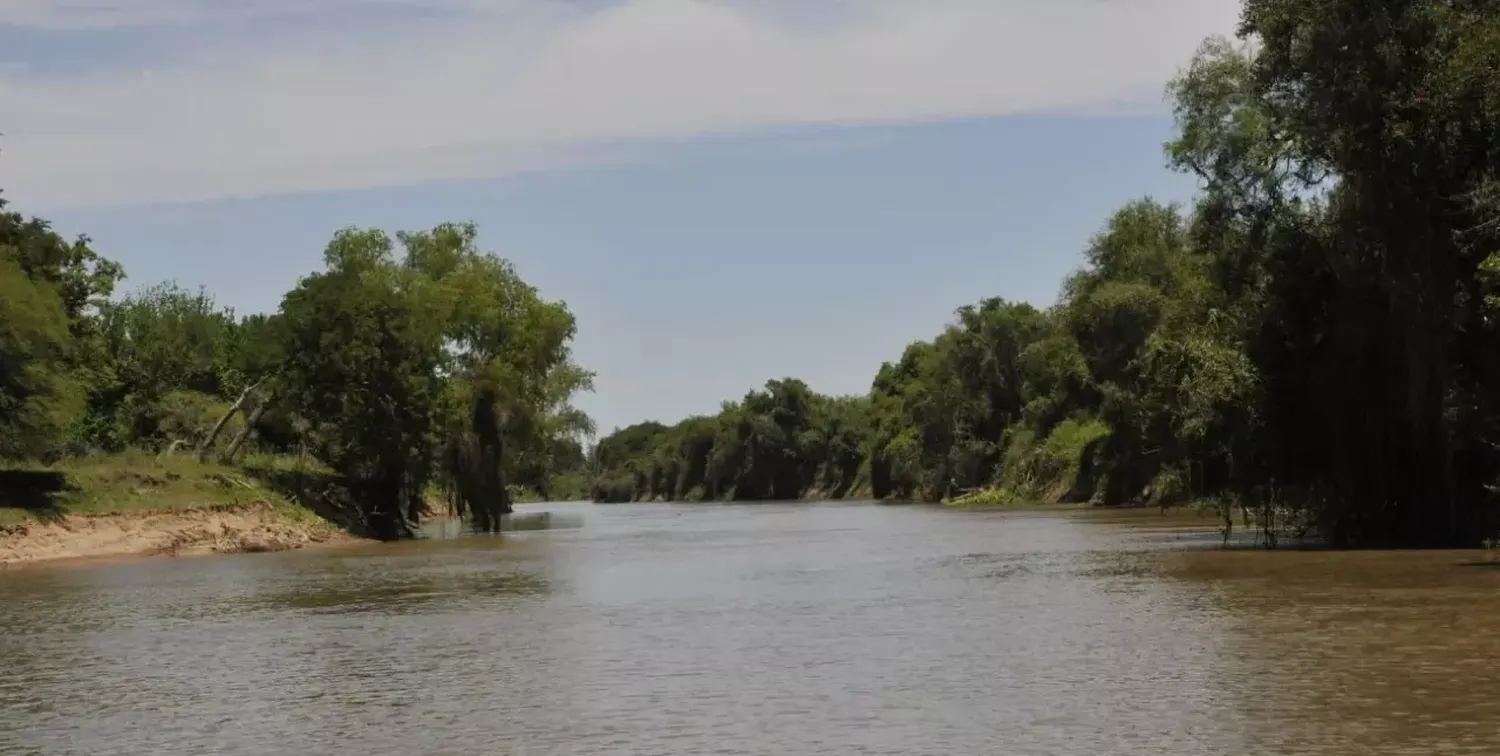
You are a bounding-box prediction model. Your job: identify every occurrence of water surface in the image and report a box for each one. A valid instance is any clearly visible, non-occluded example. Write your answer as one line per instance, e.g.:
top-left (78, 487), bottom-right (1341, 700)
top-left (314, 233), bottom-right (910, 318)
top-left (3, 502), bottom-right (1499, 755)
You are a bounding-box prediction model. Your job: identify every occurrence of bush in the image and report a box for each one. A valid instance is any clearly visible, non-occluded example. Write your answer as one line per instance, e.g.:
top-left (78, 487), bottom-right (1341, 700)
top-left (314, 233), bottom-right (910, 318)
top-left (590, 474), bottom-right (638, 503)
top-left (155, 390), bottom-right (244, 451)
top-left (1000, 417), bottom-right (1110, 502)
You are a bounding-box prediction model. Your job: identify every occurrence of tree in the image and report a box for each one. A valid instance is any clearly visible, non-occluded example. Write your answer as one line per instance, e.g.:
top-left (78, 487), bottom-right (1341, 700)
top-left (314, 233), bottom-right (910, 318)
top-left (89, 282), bottom-right (241, 451)
top-left (274, 224), bottom-right (594, 538)
top-left (0, 192), bottom-right (117, 460)
top-left (276, 229), bottom-right (445, 538)
top-left (0, 256), bottom-right (81, 460)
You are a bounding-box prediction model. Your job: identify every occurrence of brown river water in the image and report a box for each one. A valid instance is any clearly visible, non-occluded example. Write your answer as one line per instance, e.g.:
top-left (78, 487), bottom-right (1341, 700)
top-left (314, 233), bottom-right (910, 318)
top-left (3, 501), bottom-right (1500, 755)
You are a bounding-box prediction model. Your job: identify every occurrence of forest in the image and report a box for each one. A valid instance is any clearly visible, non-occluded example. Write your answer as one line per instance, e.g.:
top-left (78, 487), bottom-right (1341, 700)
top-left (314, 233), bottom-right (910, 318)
top-left (1, 210), bottom-right (594, 539)
top-left (589, 1), bottom-right (1500, 549)
top-left (6, 0), bottom-right (1500, 550)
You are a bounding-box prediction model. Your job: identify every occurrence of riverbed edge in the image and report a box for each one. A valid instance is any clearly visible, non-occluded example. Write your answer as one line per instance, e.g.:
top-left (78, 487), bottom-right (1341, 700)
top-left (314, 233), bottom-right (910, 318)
top-left (0, 500), bottom-right (368, 568)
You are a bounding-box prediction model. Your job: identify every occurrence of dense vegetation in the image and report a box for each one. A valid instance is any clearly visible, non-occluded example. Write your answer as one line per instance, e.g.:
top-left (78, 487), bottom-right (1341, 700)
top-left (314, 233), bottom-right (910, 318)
top-left (591, 0), bottom-right (1500, 549)
top-left (0, 202), bottom-right (594, 538)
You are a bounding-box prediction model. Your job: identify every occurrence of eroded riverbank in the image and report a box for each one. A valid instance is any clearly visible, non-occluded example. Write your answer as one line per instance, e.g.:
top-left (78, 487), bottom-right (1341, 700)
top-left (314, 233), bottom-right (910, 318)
top-left (0, 501), bottom-right (356, 567)
top-left (0, 455), bottom-right (377, 567)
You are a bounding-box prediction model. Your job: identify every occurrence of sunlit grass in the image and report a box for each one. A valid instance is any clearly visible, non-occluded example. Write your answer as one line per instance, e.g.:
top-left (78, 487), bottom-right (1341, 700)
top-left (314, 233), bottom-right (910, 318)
top-left (944, 487), bottom-right (1081, 510)
top-left (0, 451), bottom-right (333, 530)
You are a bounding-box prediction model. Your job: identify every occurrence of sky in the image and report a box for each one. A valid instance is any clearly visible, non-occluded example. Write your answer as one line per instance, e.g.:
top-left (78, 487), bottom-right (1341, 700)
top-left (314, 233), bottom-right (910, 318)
top-left (0, 0), bottom-right (1239, 436)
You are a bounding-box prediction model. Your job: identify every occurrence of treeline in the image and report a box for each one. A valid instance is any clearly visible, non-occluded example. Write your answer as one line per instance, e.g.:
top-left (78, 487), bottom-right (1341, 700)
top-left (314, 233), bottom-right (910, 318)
top-left (1, 202), bottom-right (593, 537)
top-left (592, 0), bottom-right (1500, 549)
top-left (591, 382), bottom-right (871, 503)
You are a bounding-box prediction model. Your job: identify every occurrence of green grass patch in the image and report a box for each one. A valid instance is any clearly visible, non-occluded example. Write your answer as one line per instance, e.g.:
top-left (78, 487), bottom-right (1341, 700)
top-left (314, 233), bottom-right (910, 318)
top-left (944, 486), bottom-right (1075, 510)
top-left (989, 418), bottom-right (1111, 505)
top-left (0, 451), bottom-right (339, 531)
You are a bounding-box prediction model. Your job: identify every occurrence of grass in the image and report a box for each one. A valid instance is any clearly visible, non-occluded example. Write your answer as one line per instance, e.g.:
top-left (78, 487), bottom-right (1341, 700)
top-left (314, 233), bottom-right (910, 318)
top-left (0, 450), bottom-right (340, 532)
top-left (943, 486), bottom-right (1081, 510)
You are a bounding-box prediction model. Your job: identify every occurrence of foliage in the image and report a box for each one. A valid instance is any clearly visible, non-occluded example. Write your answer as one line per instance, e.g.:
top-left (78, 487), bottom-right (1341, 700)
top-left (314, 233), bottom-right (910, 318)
top-left (588, 383), bottom-right (873, 503)
top-left (0, 255), bottom-right (83, 460)
top-left (0, 191), bottom-right (119, 461)
top-left (273, 224), bottom-right (594, 537)
top-left (11, 0), bottom-right (1500, 549)
top-left (591, 0), bottom-right (1500, 548)
top-left (998, 418), bottom-right (1110, 504)
top-left (0, 196), bottom-right (593, 540)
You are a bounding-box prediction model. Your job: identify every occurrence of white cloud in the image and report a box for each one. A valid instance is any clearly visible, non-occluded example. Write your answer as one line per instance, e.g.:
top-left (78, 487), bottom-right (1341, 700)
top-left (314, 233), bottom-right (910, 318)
top-left (0, 0), bottom-right (504, 28)
top-left (0, 0), bottom-right (1240, 209)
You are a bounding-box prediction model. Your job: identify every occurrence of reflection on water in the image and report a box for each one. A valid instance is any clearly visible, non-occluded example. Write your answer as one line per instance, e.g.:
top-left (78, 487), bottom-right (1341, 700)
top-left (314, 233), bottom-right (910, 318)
top-left (1166, 547), bottom-right (1500, 755)
top-left (243, 571), bottom-right (551, 615)
top-left (419, 510), bottom-right (584, 540)
top-left (2, 503), bottom-right (1499, 755)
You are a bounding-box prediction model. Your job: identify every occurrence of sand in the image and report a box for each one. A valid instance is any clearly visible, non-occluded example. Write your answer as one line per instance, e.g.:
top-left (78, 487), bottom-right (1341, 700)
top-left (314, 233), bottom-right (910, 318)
top-left (0, 502), bottom-right (357, 568)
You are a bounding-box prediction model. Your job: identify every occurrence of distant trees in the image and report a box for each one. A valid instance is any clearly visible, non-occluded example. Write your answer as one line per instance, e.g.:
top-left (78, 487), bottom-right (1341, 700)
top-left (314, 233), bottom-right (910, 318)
top-left (590, 0), bottom-right (1500, 549)
top-left (10, 0), bottom-right (1500, 549)
top-left (589, 380), bottom-right (865, 503)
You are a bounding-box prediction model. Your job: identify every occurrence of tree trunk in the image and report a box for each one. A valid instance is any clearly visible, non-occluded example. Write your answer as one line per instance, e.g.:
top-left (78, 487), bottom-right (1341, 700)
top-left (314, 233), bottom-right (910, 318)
top-left (197, 378), bottom-right (264, 462)
top-left (221, 392), bottom-right (275, 464)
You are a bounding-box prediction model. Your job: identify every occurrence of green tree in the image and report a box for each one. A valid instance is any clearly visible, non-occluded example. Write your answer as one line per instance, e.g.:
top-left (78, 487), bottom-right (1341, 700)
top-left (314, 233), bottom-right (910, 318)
top-left (0, 257), bottom-right (82, 460)
top-left (276, 228), bottom-right (446, 538)
top-left (275, 224), bottom-right (593, 537)
top-left (0, 193), bottom-right (121, 460)
top-left (88, 282), bottom-right (241, 450)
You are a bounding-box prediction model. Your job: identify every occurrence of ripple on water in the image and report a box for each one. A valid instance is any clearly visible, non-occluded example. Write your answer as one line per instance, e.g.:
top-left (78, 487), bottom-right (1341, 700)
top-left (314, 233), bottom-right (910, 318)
top-left (2, 504), bottom-right (1500, 755)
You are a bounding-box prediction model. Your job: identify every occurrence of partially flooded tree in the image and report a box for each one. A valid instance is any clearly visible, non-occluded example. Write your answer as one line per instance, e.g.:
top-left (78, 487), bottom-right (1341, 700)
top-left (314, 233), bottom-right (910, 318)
top-left (402, 223), bottom-right (594, 532)
top-left (275, 230), bottom-right (444, 538)
top-left (273, 224), bottom-right (593, 538)
top-left (441, 384), bottom-right (509, 533)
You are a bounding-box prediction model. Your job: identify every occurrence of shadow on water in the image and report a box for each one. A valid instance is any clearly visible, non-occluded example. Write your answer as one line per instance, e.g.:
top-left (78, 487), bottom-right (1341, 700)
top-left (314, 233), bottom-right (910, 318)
top-left (224, 511), bottom-right (575, 616)
top-left (418, 510), bottom-right (584, 539)
top-left (1065, 504), bottom-right (1344, 552)
top-left (1453, 557), bottom-right (1500, 567)
top-left (1160, 541), bottom-right (1500, 749)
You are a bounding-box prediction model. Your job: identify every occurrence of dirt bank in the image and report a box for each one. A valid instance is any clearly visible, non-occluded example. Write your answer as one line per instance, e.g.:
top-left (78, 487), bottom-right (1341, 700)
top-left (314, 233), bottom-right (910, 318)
top-left (0, 501), bottom-right (358, 567)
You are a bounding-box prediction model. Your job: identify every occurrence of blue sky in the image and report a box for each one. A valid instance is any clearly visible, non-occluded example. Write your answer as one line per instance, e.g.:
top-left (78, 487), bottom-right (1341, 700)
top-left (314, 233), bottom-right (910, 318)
top-left (0, 0), bottom-right (1238, 436)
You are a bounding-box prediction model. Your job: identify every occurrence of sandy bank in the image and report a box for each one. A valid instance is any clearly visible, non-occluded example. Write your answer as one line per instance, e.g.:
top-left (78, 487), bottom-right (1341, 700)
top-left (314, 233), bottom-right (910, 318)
top-left (0, 502), bottom-right (359, 568)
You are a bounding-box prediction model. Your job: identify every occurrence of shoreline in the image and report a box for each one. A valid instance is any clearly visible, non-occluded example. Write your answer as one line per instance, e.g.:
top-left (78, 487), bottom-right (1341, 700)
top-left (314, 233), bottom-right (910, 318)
top-left (0, 493), bottom-right (1223, 570)
top-left (0, 501), bottom-right (364, 569)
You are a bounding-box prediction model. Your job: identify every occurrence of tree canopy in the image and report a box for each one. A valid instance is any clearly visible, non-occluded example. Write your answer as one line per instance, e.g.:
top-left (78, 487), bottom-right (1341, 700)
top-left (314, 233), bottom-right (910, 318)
top-left (589, 0), bottom-right (1500, 549)
top-left (8, 0), bottom-right (1500, 549)
top-left (0, 195), bottom-right (594, 538)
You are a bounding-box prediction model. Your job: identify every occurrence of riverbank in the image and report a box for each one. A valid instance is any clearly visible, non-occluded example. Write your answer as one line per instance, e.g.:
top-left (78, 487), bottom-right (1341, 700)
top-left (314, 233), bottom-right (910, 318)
top-left (0, 453), bottom-right (361, 567)
top-left (0, 501), bottom-right (356, 566)
top-left (942, 488), bottom-right (1233, 540)
top-left (944, 487), bottom-right (1046, 510)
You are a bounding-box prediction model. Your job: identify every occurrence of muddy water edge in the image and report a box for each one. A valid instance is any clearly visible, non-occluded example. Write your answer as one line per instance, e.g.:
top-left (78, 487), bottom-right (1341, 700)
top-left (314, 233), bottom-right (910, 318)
top-left (2, 501), bottom-right (1498, 756)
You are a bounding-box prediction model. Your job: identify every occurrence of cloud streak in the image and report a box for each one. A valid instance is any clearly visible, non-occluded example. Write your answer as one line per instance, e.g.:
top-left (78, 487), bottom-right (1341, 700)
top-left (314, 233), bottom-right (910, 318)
top-left (0, 0), bottom-right (1240, 209)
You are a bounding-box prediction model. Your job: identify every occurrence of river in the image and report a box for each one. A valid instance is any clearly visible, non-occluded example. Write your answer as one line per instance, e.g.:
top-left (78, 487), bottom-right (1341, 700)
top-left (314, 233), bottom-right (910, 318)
top-left (3, 501), bottom-right (1499, 755)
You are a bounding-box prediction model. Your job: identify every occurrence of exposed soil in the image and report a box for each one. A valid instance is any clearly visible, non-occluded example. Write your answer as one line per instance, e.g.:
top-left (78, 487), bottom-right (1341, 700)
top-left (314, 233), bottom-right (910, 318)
top-left (0, 501), bottom-right (358, 567)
